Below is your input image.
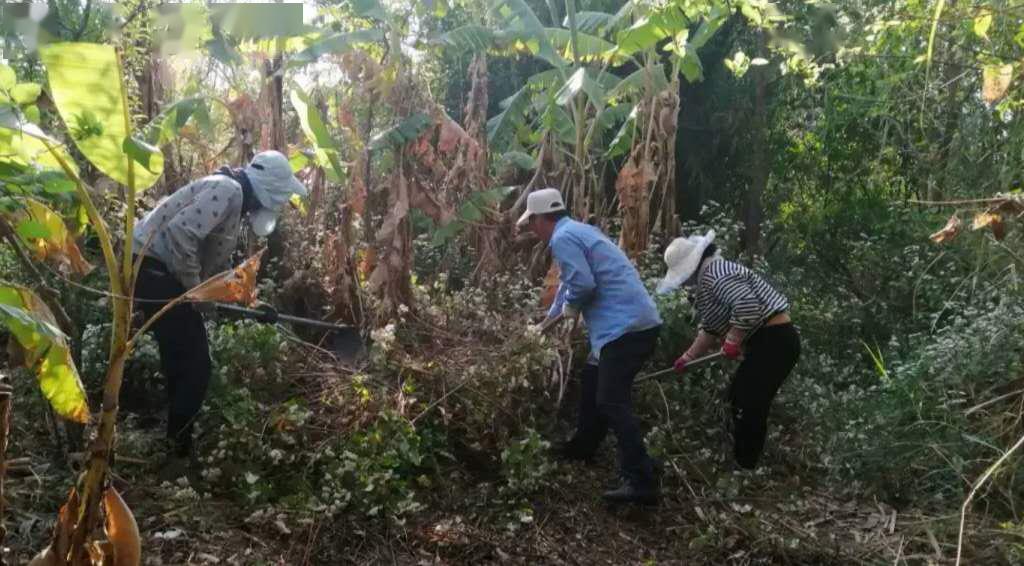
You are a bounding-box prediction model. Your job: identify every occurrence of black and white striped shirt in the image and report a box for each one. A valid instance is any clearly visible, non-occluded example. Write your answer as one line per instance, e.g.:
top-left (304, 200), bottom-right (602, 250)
top-left (692, 258), bottom-right (789, 337)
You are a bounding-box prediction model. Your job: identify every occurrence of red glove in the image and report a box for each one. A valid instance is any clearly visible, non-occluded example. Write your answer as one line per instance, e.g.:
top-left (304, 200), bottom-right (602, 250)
top-left (722, 340), bottom-right (742, 359)
top-left (673, 354), bottom-right (693, 374)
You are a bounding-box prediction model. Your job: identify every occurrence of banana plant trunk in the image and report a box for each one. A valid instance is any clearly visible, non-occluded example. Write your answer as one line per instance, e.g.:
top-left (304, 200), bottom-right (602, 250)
top-left (617, 84), bottom-right (681, 258)
top-left (463, 54), bottom-right (503, 280)
top-left (0, 375), bottom-right (11, 565)
top-left (68, 291), bottom-right (132, 561)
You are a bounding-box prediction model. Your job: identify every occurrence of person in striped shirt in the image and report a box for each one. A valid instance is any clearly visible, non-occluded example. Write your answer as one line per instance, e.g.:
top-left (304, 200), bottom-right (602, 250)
top-left (657, 230), bottom-right (800, 469)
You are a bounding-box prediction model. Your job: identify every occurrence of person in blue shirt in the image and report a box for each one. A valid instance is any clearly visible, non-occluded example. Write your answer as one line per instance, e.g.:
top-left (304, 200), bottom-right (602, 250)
top-left (519, 188), bottom-right (663, 504)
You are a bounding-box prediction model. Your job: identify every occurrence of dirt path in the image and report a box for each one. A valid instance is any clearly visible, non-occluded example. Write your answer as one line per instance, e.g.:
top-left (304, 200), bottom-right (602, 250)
top-left (28, 443), bottom-right (962, 565)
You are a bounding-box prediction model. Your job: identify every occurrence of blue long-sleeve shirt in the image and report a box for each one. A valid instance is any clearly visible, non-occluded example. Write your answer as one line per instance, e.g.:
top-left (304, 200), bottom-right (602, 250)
top-left (546, 218), bottom-right (662, 356)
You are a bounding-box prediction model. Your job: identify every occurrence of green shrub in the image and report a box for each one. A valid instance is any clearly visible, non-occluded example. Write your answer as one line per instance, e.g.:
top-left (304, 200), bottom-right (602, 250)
top-left (81, 322), bottom-right (162, 412)
top-left (497, 428), bottom-right (555, 529)
top-left (796, 285), bottom-right (1024, 507)
top-left (312, 409), bottom-right (439, 523)
top-left (209, 319), bottom-right (289, 383)
top-left (499, 428), bottom-right (554, 499)
top-left (198, 320), bottom-right (304, 502)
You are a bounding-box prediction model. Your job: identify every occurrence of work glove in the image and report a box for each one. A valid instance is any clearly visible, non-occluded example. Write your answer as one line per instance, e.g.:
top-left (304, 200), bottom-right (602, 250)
top-left (721, 340), bottom-right (742, 360)
top-left (722, 327), bottom-right (746, 360)
top-left (673, 353), bottom-right (693, 374)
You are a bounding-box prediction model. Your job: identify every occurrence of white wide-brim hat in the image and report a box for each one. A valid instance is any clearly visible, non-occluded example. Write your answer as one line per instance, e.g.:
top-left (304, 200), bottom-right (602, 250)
top-left (245, 150), bottom-right (308, 237)
top-left (656, 229), bottom-right (716, 294)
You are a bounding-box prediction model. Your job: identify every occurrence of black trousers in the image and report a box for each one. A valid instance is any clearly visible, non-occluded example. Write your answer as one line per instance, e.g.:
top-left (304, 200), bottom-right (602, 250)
top-left (134, 256), bottom-right (211, 457)
top-left (570, 326), bottom-right (660, 486)
top-left (729, 323), bottom-right (801, 469)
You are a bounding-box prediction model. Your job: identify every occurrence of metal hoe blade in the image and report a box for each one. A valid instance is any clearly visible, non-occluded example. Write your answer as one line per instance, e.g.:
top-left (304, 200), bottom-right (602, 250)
top-left (324, 327), bottom-right (366, 363)
top-left (215, 303), bottom-right (368, 363)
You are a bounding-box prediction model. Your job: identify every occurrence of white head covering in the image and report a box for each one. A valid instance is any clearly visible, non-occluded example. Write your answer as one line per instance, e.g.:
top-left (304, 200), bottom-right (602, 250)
top-left (656, 230), bottom-right (716, 294)
top-left (516, 187), bottom-right (567, 227)
top-left (244, 150), bottom-right (308, 237)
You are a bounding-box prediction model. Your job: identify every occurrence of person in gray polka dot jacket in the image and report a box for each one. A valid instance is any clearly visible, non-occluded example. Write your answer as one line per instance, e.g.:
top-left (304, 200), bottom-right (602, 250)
top-left (132, 150), bottom-right (307, 481)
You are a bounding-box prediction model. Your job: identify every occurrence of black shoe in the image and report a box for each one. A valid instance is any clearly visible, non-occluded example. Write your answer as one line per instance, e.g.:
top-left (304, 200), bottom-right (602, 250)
top-left (605, 473), bottom-right (628, 490)
top-left (602, 481), bottom-right (659, 505)
top-left (155, 439), bottom-right (198, 485)
top-left (157, 455), bottom-right (197, 484)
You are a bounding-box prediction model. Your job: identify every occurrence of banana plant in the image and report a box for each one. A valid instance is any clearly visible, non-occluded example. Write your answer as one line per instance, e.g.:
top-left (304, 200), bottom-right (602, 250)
top-left (442, 0), bottom-right (769, 222)
top-left (0, 44), bottom-right (157, 564)
top-left (290, 84), bottom-right (348, 184)
top-left (0, 44), bottom-right (262, 564)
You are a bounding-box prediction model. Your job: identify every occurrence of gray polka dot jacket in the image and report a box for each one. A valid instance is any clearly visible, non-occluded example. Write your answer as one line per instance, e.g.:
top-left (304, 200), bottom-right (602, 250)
top-left (132, 174), bottom-right (244, 290)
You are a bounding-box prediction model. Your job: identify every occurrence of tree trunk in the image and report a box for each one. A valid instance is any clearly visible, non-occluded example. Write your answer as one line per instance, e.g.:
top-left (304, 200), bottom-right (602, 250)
top-left (933, 0), bottom-right (962, 202)
top-left (675, 77), bottom-right (714, 224)
top-left (361, 83), bottom-right (380, 262)
top-left (464, 55), bottom-right (503, 280)
top-left (144, 52), bottom-right (180, 197)
top-left (742, 46), bottom-right (769, 256)
top-left (261, 54), bottom-right (288, 283)
top-left (269, 54), bottom-right (286, 152)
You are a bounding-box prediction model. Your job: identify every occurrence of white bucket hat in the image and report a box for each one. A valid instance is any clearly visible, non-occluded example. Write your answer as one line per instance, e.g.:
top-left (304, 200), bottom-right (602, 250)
top-left (244, 150), bottom-right (308, 237)
top-left (516, 188), bottom-right (567, 227)
top-left (656, 230), bottom-right (716, 294)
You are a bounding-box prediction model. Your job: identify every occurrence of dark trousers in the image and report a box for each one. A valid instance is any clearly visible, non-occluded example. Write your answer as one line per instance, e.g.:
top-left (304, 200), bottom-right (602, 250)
top-left (134, 256), bottom-right (211, 457)
top-left (570, 326), bottom-right (660, 486)
top-left (729, 323), bottom-right (800, 469)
